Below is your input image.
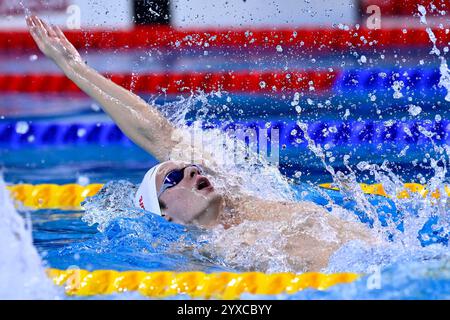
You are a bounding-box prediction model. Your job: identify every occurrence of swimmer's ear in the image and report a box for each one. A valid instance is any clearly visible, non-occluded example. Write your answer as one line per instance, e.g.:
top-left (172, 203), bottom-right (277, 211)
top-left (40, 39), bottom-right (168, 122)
top-left (161, 213), bottom-right (173, 222)
top-left (159, 199), bottom-right (173, 222)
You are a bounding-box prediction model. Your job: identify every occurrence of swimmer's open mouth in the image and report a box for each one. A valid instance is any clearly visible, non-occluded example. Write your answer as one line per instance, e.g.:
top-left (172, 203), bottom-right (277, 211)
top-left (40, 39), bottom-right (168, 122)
top-left (196, 177), bottom-right (213, 191)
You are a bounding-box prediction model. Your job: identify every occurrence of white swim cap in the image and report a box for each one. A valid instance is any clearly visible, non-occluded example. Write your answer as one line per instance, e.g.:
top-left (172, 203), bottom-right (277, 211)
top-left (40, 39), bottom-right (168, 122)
top-left (134, 163), bottom-right (164, 215)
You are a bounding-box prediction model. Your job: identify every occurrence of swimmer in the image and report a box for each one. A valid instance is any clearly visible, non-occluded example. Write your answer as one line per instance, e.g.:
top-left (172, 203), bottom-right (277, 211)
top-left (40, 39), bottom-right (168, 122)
top-left (26, 15), bottom-right (379, 270)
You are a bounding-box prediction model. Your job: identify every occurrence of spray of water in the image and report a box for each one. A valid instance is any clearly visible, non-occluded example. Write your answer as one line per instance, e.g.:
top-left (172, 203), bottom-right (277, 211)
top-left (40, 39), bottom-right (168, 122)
top-left (291, 5), bottom-right (450, 272)
top-left (68, 4), bottom-right (450, 274)
top-left (77, 90), bottom-right (379, 273)
top-left (161, 92), bottom-right (384, 272)
top-left (160, 92), bottom-right (296, 203)
top-left (0, 176), bottom-right (59, 299)
top-left (418, 4), bottom-right (450, 101)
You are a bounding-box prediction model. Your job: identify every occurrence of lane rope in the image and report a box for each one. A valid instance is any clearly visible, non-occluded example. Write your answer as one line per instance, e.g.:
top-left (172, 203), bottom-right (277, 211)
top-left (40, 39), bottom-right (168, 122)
top-left (7, 183), bottom-right (102, 210)
top-left (0, 70), bottom-right (336, 93)
top-left (6, 182), bottom-right (449, 210)
top-left (319, 182), bottom-right (450, 199)
top-left (46, 268), bottom-right (359, 299)
top-left (0, 27), bottom-right (447, 51)
top-left (2, 120), bottom-right (448, 147)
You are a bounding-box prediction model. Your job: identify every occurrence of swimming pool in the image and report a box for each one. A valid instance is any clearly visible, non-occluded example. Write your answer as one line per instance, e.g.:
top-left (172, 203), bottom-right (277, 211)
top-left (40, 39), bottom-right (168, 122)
top-left (1, 21), bottom-right (450, 299)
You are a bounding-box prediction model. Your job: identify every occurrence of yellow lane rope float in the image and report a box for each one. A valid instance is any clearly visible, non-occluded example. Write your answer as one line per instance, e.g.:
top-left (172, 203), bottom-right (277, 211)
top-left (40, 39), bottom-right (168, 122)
top-left (46, 269), bottom-right (359, 299)
top-left (6, 182), bottom-right (450, 210)
top-left (319, 182), bottom-right (450, 199)
top-left (7, 183), bottom-right (103, 209)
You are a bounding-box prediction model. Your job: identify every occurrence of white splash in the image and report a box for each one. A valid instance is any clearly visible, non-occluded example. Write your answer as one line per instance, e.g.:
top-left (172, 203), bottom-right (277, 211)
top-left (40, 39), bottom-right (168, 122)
top-left (162, 92), bottom-right (295, 204)
top-left (439, 57), bottom-right (450, 102)
top-left (82, 180), bottom-right (142, 231)
top-left (392, 80), bottom-right (404, 99)
top-left (157, 92), bottom-right (379, 273)
top-left (408, 104), bottom-right (422, 116)
top-left (0, 177), bottom-right (59, 299)
top-left (83, 92), bottom-right (295, 233)
top-left (418, 4), bottom-right (450, 102)
top-left (294, 116), bottom-right (450, 274)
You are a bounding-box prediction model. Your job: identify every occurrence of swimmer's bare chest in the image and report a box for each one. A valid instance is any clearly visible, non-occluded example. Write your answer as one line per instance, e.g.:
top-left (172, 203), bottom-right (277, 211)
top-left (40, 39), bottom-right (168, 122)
top-left (221, 194), bottom-right (326, 224)
top-left (204, 165), bottom-right (376, 245)
top-left (212, 194), bottom-right (378, 271)
top-left (220, 194), bottom-right (377, 244)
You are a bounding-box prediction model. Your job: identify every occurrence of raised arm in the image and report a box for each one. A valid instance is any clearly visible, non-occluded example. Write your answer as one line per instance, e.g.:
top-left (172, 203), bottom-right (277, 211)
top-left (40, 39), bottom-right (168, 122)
top-left (26, 15), bottom-right (176, 161)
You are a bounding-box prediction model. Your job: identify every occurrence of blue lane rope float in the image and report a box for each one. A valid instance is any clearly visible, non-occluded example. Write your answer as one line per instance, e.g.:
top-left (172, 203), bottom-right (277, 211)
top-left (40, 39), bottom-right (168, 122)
top-left (335, 68), bottom-right (443, 91)
top-left (1, 120), bottom-right (449, 148)
top-left (0, 122), bottom-right (133, 147)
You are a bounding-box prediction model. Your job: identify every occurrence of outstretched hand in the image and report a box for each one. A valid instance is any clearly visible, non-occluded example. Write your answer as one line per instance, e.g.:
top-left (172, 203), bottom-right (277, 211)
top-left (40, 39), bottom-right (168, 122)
top-left (26, 15), bottom-right (83, 66)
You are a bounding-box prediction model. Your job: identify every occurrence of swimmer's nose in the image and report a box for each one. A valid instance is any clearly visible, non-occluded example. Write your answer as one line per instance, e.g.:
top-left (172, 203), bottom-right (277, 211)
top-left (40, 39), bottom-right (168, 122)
top-left (185, 165), bottom-right (202, 180)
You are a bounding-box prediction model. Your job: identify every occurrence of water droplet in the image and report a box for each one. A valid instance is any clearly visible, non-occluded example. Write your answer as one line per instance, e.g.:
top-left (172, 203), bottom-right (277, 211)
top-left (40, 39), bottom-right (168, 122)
top-left (77, 128), bottom-right (87, 138)
top-left (392, 81), bottom-right (404, 99)
top-left (408, 104), bottom-right (422, 116)
top-left (77, 176), bottom-right (90, 186)
top-left (15, 121), bottom-right (29, 134)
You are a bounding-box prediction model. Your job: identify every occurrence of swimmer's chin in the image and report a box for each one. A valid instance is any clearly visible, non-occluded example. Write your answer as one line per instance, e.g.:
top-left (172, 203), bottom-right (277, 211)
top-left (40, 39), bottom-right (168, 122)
top-left (193, 194), bottom-right (223, 228)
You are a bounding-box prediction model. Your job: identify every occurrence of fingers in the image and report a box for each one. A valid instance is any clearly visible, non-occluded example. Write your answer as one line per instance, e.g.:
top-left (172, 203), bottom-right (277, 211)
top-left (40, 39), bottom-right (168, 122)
top-left (40, 18), bottom-right (57, 38)
top-left (26, 14), bottom-right (79, 60)
top-left (30, 15), bottom-right (58, 39)
top-left (25, 15), bottom-right (50, 54)
top-left (25, 15), bottom-right (33, 28)
top-left (33, 16), bottom-right (48, 36)
top-left (28, 27), bottom-right (47, 53)
top-left (52, 25), bottom-right (67, 41)
top-left (29, 15), bottom-right (47, 40)
top-left (33, 15), bottom-right (66, 41)
top-left (26, 16), bottom-right (43, 43)
top-left (25, 15), bottom-right (39, 35)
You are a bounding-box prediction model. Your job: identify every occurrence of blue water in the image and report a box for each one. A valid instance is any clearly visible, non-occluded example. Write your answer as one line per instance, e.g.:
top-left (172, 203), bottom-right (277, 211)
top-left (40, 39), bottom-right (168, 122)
top-left (35, 181), bottom-right (448, 270)
top-left (2, 45), bottom-right (450, 299)
top-left (18, 173), bottom-right (446, 300)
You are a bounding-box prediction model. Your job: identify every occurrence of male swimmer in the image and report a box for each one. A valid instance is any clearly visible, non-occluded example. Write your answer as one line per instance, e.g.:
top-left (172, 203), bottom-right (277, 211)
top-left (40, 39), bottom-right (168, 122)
top-left (26, 15), bottom-right (378, 270)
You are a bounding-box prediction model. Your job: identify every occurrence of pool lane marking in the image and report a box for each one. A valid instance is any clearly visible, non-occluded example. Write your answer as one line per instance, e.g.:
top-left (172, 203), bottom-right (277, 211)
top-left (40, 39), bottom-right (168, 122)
top-left (46, 268), bottom-right (360, 299)
top-left (5, 182), bottom-right (449, 210)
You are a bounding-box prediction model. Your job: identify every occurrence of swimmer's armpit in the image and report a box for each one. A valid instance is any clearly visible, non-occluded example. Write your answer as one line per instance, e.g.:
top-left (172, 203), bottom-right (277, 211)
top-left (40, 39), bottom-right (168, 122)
top-left (25, 15), bottom-right (176, 161)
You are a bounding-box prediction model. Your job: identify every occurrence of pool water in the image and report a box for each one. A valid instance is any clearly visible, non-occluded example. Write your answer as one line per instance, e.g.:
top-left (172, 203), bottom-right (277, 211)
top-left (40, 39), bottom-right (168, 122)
top-left (4, 152), bottom-right (450, 299)
top-left (2, 17), bottom-right (450, 298)
top-left (2, 114), bottom-right (450, 298)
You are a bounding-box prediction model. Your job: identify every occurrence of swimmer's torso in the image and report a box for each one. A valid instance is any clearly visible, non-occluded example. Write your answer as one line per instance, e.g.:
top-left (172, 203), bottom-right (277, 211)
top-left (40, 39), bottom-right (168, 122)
top-left (214, 194), bottom-right (378, 271)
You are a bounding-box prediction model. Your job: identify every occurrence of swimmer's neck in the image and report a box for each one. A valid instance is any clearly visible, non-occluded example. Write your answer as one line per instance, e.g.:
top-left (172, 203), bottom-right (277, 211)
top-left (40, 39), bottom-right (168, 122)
top-left (218, 193), bottom-right (272, 227)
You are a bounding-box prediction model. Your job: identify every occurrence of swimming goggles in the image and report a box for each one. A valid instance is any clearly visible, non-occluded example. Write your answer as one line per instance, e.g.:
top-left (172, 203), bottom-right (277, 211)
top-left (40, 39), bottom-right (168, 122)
top-left (157, 164), bottom-right (204, 197)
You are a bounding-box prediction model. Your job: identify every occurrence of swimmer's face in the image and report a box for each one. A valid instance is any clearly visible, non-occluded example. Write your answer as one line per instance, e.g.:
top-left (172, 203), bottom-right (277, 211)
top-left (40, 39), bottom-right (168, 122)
top-left (155, 160), bottom-right (223, 227)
